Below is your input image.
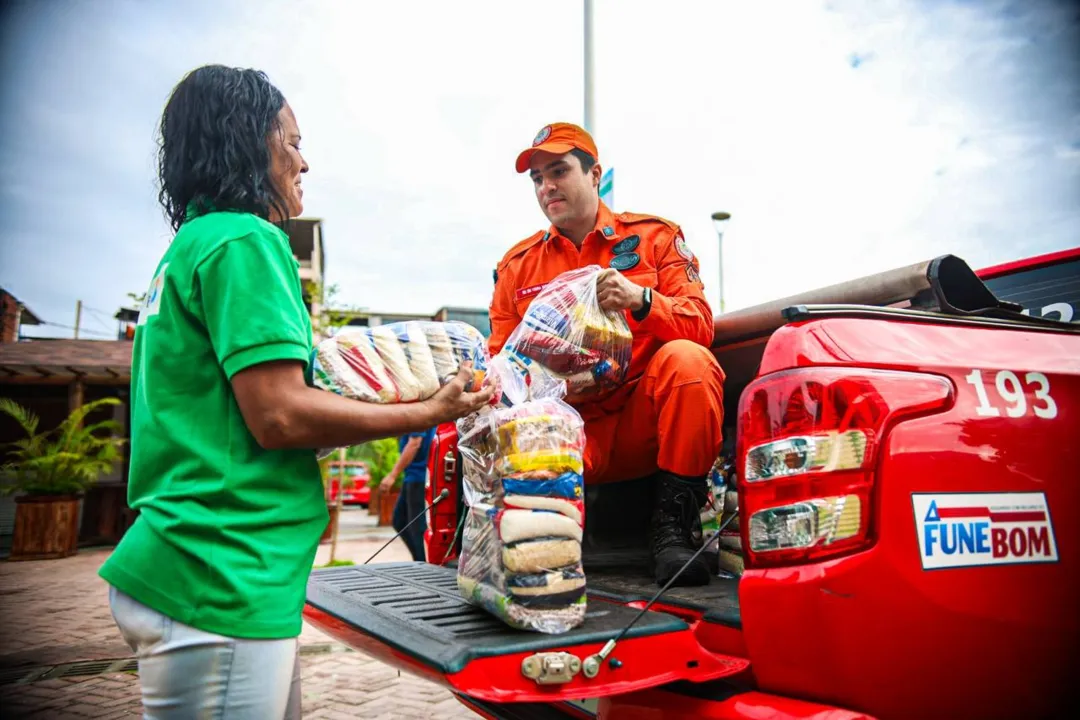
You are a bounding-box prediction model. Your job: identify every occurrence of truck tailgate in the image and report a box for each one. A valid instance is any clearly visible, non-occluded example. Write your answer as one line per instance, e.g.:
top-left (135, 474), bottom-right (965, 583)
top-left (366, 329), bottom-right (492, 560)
top-left (305, 563), bottom-right (749, 703)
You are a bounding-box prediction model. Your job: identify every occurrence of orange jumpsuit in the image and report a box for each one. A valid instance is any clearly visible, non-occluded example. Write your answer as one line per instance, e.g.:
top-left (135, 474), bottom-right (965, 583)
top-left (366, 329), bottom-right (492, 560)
top-left (489, 201), bottom-right (726, 484)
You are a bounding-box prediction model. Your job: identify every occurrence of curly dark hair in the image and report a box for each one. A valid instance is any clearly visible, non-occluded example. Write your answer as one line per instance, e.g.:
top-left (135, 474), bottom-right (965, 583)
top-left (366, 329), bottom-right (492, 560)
top-left (157, 65), bottom-right (290, 232)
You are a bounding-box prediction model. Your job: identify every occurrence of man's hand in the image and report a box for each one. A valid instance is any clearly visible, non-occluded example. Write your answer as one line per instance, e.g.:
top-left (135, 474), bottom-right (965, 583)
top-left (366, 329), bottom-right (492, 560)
top-left (596, 269), bottom-right (645, 313)
top-left (425, 362), bottom-right (494, 424)
top-left (379, 473), bottom-right (398, 493)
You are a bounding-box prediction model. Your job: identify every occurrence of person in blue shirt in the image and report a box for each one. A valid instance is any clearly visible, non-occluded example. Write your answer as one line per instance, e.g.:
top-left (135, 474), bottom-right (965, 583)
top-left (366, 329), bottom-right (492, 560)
top-left (380, 427), bottom-right (437, 561)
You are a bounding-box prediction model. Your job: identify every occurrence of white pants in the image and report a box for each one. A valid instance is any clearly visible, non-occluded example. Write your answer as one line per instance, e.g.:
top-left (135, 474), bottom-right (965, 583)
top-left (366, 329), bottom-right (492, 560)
top-left (109, 586), bottom-right (302, 720)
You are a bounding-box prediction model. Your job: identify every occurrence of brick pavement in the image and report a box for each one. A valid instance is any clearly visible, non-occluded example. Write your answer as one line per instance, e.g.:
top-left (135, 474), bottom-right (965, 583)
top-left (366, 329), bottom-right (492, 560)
top-left (0, 534), bottom-right (480, 719)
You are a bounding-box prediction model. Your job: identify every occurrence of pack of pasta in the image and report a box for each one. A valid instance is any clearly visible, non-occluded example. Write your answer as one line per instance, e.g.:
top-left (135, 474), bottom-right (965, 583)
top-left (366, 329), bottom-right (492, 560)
top-left (496, 265), bottom-right (633, 402)
top-left (455, 397), bottom-right (587, 634)
top-left (312, 321), bottom-right (488, 404)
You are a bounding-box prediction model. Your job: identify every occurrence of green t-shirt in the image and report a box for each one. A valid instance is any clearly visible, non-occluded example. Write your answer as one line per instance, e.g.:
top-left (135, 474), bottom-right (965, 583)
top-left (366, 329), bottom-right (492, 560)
top-left (99, 210), bottom-right (327, 640)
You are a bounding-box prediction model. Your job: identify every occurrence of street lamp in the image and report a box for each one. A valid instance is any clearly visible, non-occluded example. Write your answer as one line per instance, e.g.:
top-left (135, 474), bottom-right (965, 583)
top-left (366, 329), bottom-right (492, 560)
top-left (711, 211), bottom-right (731, 314)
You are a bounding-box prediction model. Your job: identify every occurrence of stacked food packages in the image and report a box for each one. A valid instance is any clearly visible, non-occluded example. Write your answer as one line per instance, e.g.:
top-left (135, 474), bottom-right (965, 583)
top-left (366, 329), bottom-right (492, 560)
top-left (456, 398), bottom-right (587, 634)
top-left (492, 266), bottom-right (633, 405)
top-left (311, 321), bottom-right (488, 403)
top-left (451, 266), bottom-right (637, 633)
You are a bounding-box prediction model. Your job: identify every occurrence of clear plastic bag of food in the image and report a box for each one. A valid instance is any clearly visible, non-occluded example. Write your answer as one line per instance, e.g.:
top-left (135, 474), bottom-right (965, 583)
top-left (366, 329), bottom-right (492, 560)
top-left (484, 351), bottom-right (566, 409)
top-left (311, 320), bottom-right (488, 404)
top-left (457, 504), bottom-right (587, 634)
top-left (454, 397), bottom-right (587, 633)
top-left (456, 397), bottom-right (585, 508)
top-left (496, 266), bottom-right (633, 402)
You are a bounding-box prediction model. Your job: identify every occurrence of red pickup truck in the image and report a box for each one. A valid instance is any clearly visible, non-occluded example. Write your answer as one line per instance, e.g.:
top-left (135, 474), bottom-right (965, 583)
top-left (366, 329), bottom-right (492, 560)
top-left (304, 248), bottom-right (1078, 720)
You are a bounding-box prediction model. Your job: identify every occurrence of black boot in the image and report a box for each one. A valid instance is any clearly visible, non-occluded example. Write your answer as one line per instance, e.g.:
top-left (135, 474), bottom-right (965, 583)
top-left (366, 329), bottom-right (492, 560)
top-left (649, 472), bottom-right (711, 587)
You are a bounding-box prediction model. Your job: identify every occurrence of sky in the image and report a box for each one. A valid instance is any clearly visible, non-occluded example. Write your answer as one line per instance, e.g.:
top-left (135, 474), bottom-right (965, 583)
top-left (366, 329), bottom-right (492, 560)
top-left (1, 0), bottom-right (1077, 339)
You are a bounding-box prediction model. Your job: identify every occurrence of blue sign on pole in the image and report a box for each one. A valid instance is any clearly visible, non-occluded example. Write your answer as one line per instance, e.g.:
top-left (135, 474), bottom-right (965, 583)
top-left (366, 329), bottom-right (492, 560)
top-left (599, 167), bottom-right (614, 208)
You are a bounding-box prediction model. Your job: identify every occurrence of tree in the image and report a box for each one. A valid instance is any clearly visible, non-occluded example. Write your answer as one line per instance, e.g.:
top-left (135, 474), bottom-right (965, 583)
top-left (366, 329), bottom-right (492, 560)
top-left (349, 438), bottom-right (401, 487)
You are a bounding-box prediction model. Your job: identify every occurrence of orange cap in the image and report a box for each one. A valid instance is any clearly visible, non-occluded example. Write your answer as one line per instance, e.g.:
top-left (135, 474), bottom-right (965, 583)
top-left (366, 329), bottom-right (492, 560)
top-left (515, 122), bottom-right (599, 173)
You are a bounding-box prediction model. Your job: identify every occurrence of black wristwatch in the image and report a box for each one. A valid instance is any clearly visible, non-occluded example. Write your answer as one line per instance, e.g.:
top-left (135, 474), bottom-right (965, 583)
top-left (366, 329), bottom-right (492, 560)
top-left (631, 287), bottom-right (652, 322)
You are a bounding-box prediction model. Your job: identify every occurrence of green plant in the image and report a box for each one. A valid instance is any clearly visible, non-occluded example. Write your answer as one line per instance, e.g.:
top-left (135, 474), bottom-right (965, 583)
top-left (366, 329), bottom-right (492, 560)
top-left (350, 438), bottom-right (400, 488)
top-left (0, 397), bottom-right (127, 497)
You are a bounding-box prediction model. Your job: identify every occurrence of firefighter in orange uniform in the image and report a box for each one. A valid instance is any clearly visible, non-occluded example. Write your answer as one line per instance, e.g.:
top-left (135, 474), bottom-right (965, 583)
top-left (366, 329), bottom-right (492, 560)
top-left (489, 123), bottom-right (726, 586)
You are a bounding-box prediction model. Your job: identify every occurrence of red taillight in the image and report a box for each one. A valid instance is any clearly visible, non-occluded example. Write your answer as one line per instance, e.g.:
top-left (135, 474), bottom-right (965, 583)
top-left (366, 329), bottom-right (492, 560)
top-left (736, 367), bottom-right (954, 568)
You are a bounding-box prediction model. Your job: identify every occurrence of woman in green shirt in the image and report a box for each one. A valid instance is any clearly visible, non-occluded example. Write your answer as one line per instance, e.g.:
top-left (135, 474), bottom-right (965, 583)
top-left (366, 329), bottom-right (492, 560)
top-left (99, 64), bottom-right (491, 720)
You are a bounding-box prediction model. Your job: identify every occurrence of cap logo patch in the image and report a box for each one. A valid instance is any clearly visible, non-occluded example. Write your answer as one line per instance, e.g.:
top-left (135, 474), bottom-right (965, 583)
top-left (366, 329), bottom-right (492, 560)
top-left (533, 126), bottom-right (552, 147)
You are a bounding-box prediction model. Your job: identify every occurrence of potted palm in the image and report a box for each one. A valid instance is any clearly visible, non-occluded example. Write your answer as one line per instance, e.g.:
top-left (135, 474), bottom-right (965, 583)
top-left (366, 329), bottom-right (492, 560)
top-left (0, 397), bottom-right (126, 561)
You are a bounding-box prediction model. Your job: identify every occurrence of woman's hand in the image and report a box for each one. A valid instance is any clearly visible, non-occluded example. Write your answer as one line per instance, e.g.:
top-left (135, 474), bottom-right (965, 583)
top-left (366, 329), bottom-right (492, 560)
top-left (426, 362), bottom-right (494, 424)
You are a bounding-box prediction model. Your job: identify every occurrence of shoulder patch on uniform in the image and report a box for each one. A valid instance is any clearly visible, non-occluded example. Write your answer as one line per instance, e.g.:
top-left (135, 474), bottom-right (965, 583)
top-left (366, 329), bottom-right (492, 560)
top-left (616, 211), bottom-right (679, 231)
top-left (685, 263), bottom-right (702, 285)
top-left (496, 230), bottom-right (546, 271)
top-left (674, 232), bottom-right (695, 262)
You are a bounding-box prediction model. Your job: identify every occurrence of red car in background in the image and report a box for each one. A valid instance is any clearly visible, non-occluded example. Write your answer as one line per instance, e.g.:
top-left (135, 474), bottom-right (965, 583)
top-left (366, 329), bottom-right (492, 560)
top-left (327, 461), bottom-right (372, 507)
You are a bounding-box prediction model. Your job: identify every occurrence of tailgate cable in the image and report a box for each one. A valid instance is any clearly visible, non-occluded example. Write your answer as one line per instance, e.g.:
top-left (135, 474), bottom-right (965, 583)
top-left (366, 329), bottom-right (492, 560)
top-left (440, 511), bottom-right (468, 566)
top-left (582, 512), bottom-right (736, 678)
top-left (363, 489), bottom-right (450, 565)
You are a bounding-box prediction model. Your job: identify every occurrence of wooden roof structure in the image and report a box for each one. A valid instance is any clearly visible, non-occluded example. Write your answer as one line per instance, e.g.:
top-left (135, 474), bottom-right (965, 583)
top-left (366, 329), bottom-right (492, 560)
top-left (0, 340), bottom-right (132, 385)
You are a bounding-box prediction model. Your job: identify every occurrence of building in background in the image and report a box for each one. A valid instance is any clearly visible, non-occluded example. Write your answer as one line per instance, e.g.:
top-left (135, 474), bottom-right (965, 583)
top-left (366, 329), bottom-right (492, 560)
top-left (340, 310), bottom-right (433, 328)
top-left (1, 287), bottom-right (43, 343)
top-left (433, 306), bottom-right (491, 338)
top-left (114, 307), bottom-right (139, 341)
top-left (288, 217), bottom-right (326, 320)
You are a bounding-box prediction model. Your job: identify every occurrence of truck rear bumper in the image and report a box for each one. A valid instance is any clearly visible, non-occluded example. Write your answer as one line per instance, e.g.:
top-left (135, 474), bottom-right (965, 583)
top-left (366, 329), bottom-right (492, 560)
top-left (454, 684), bottom-right (875, 720)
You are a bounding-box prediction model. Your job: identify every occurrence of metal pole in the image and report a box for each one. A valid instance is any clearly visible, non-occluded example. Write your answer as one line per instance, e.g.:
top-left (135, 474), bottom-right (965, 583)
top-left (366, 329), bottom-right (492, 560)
top-left (711, 212), bottom-right (731, 314)
top-left (584, 0), bottom-right (595, 135)
top-left (717, 236), bottom-right (725, 314)
top-left (74, 299), bottom-right (82, 339)
top-left (330, 447), bottom-right (345, 563)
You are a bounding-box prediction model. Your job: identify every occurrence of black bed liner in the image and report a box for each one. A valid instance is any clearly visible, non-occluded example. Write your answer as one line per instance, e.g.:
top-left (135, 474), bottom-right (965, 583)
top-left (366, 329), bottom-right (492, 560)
top-left (307, 562), bottom-right (689, 675)
top-left (588, 565), bottom-right (741, 628)
top-left (578, 476), bottom-right (743, 628)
